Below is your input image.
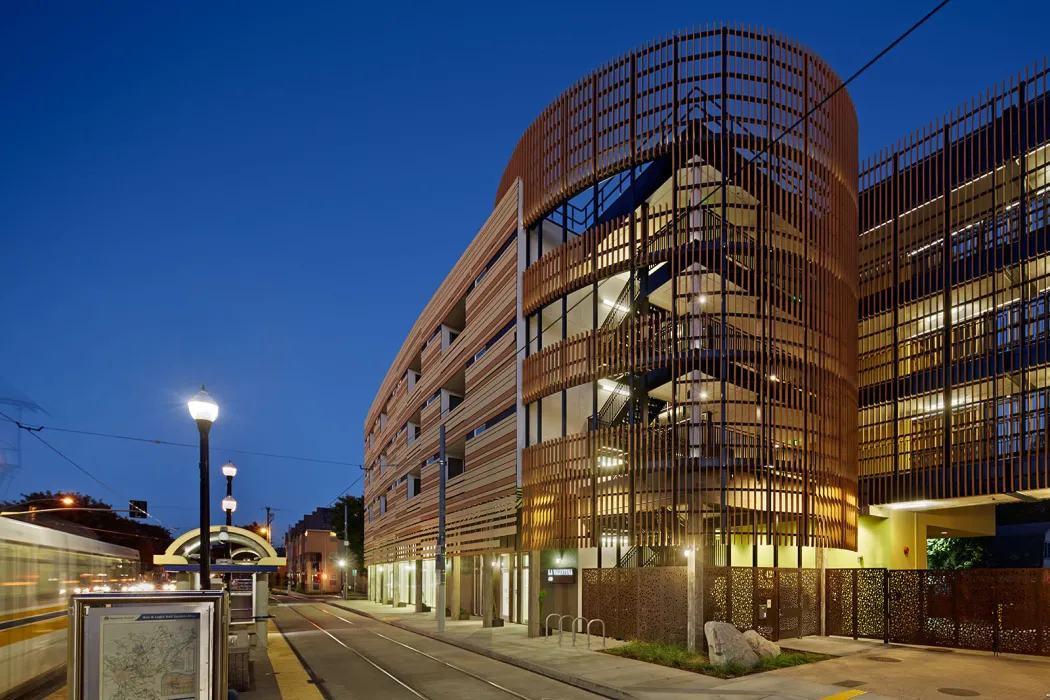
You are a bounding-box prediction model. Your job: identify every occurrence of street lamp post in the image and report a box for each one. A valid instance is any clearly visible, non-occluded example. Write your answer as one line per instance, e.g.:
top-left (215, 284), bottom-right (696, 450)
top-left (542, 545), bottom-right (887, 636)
top-left (222, 462), bottom-right (237, 527)
top-left (221, 461), bottom-right (237, 565)
top-left (221, 496), bottom-right (237, 559)
top-left (188, 386), bottom-right (219, 591)
top-left (338, 560), bottom-right (347, 600)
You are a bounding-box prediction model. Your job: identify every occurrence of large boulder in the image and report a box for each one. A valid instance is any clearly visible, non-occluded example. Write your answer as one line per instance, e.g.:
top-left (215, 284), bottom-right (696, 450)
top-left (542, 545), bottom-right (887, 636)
top-left (743, 629), bottom-right (781, 659)
top-left (704, 621), bottom-right (760, 669)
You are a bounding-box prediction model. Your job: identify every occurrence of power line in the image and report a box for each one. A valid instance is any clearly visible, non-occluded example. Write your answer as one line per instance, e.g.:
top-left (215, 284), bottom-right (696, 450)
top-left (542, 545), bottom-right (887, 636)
top-left (0, 412), bottom-right (438, 475)
top-left (0, 409), bottom-right (167, 528)
top-left (13, 423), bottom-right (362, 467)
top-left (692, 0), bottom-right (955, 214)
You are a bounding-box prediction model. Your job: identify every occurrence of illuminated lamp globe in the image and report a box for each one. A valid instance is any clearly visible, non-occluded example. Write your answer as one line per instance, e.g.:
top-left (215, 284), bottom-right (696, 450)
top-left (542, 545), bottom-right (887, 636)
top-left (221, 461), bottom-right (237, 478)
top-left (187, 386), bottom-right (219, 423)
top-left (221, 496), bottom-right (237, 513)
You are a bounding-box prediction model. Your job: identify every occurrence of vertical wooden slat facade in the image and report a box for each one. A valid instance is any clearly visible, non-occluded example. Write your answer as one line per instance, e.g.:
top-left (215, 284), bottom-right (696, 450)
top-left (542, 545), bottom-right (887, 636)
top-left (858, 60), bottom-right (1050, 506)
top-left (512, 25), bottom-right (859, 554)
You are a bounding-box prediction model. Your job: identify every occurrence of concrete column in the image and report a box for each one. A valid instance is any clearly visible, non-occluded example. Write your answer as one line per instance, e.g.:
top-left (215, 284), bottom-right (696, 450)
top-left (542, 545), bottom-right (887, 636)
top-left (494, 557), bottom-right (504, 620)
top-left (391, 563), bottom-right (400, 607)
top-left (448, 556), bottom-right (461, 620)
top-left (816, 545), bottom-right (827, 636)
top-left (527, 550), bottom-right (541, 637)
top-left (687, 546), bottom-right (711, 652)
top-left (414, 559), bottom-right (423, 612)
top-left (514, 552), bottom-right (522, 624)
top-left (255, 575), bottom-right (269, 648)
top-left (481, 553), bottom-right (494, 628)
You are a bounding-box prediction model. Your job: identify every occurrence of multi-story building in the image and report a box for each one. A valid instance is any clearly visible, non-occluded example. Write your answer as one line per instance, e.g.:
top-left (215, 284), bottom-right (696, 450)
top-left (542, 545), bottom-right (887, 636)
top-left (285, 507), bottom-right (343, 594)
top-left (857, 61), bottom-right (1050, 567)
top-left (364, 23), bottom-right (1049, 638)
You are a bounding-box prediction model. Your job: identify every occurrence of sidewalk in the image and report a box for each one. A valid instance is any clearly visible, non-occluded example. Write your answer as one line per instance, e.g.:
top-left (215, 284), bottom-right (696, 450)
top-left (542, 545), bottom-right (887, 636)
top-left (331, 599), bottom-right (898, 700)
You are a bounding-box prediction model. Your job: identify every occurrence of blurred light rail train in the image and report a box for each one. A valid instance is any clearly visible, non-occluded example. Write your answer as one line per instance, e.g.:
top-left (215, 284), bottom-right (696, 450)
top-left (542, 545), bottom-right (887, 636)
top-left (0, 516), bottom-right (139, 699)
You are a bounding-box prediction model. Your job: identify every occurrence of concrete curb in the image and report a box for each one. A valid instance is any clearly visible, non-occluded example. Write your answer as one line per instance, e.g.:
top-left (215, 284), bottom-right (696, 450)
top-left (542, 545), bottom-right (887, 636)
top-left (329, 602), bottom-right (638, 700)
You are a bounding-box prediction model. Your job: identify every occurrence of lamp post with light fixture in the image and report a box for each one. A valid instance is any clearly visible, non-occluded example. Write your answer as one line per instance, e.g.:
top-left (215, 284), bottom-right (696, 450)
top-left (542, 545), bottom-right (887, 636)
top-left (222, 462), bottom-right (237, 526)
top-left (188, 386), bottom-right (219, 591)
top-left (221, 496), bottom-right (237, 562)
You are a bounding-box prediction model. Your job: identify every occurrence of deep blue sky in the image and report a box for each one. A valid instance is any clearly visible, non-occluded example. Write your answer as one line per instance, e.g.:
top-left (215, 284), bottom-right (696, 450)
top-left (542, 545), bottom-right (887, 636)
top-left (2, 0), bottom-right (1046, 538)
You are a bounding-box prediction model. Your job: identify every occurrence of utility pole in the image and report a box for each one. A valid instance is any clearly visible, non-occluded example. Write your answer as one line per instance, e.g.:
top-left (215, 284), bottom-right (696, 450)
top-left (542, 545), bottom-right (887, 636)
top-left (343, 498), bottom-right (349, 600)
top-left (264, 507), bottom-right (274, 544)
top-left (437, 424), bottom-right (447, 632)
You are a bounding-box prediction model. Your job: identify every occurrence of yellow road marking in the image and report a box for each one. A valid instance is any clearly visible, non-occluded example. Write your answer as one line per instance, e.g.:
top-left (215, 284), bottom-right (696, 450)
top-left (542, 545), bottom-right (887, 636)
top-left (267, 618), bottom-right (325, 700)
top-left (819, 691), bottom-right (866, 700)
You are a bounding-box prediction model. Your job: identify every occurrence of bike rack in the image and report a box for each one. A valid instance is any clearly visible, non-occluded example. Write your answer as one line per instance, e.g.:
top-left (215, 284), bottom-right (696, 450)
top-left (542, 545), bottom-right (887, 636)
top-left (557, 614), bottom-right (573, 645)
top-left (544, 613), bottom-right (560, 641)
top-left (587, 619), bottom-right (606, 649)
top-left (571, 617), bottom-right (586, 646)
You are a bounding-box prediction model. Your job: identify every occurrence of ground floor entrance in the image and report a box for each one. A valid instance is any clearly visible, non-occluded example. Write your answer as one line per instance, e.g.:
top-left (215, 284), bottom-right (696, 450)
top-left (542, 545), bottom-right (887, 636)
top-left (367, 552), bottom-right (529, 626)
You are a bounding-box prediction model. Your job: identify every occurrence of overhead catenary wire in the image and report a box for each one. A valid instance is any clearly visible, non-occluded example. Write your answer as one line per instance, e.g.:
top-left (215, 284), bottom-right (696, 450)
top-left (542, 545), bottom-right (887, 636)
top-left (0, 412), bottom-right (442, 474)
top-left (0, 409), bottom-right (166, 527)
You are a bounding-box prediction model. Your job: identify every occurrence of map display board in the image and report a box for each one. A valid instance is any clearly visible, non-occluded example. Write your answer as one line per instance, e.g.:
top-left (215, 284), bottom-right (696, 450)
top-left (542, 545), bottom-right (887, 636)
top-left (99, 612), bottom-right (200, 700)
top-left (78, 600), bottom-right (216, 700)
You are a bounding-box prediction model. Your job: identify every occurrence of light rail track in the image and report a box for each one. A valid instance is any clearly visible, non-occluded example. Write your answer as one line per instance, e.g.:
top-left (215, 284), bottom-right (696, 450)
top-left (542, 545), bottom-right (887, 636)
top-left (272, 593), bottom-right (555, 700)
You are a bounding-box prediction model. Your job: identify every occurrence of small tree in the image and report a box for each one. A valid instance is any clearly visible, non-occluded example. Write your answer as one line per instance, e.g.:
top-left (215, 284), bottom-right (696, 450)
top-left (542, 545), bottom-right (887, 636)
top-left (927, 537), bottom-right (987, 569)
top-left (537, 589), bottom-right (548, 632)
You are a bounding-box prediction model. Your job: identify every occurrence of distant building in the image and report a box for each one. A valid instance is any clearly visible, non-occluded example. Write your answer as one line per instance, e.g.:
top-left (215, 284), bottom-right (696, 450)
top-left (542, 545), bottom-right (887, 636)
top-left (284, 507), bottom-right (343, 593)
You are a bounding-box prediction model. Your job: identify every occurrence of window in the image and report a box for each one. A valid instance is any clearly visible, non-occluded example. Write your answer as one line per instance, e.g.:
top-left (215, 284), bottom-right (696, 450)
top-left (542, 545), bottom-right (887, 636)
top-left (379, 495), bottom-right (386, 515)
top-left (447, 394), bottom-right (464, 412)
top-left (466, 405), bottom-right (516, 441)
top-left (465, 320), bottom-right (515, 369)
top-left (446, 457), bottom-right (464, 480)
top-left (468, 233), bottom-right (517, 294)
top-left (407, 474), bottom-right (421, 499)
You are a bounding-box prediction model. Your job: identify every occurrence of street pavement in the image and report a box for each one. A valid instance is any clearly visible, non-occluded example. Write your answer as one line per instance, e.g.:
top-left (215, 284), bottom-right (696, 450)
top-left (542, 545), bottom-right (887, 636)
top-left (332, 597), bottom-right (1050, 700)
top-left (270, 597), bottom-right (604, 699)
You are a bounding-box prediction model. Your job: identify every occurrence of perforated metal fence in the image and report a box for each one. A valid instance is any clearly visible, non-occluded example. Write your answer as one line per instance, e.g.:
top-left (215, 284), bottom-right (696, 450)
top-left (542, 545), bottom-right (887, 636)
top-left (826, 568), bottom-right (1050, 656)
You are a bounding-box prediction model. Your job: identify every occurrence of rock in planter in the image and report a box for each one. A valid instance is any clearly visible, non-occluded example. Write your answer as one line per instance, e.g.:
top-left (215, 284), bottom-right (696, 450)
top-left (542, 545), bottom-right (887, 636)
top-left (742, 629), bottom-right (781, 659)
top-left (704, 621), bottom-right (760, 669)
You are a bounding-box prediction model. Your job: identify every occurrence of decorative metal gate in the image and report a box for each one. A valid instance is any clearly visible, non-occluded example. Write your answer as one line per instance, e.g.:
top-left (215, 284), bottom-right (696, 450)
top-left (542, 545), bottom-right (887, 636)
top-left (826, 568), bottom-right (1050, 656)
